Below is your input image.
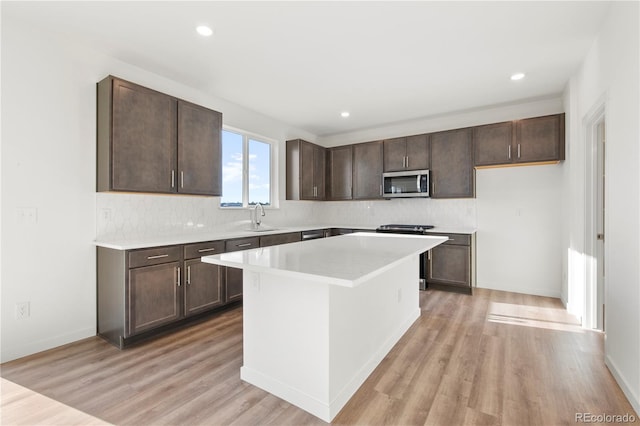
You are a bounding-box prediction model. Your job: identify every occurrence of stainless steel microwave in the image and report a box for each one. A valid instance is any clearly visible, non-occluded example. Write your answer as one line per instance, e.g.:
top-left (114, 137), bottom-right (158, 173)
top-left (382, 170), bottom-right (430, 198)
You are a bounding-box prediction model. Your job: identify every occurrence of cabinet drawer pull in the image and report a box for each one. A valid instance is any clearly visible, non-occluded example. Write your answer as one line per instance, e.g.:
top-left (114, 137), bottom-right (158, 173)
top-left (197, 248), bottom-right (217, 253)
top-left (237, 243), bottom-right (253, 248)
top-left (147, 254), bottom-right (169, 260)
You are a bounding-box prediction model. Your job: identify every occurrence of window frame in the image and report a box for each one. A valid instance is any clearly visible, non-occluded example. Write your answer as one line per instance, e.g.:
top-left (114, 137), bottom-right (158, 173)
top-left (220, 125), bottom-right (278, 209)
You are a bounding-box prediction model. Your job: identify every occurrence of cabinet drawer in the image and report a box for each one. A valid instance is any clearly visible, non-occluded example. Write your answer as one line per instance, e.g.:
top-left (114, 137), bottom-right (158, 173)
top-left (425, 233), bottom-right (471, 246)
top-left (260, 232), bottom-right (302, 248)
top-left (128, 245), bottom-right (182, 268)
top-left (225, 237), bottom-right (260, 252)
top-left (184, 241), bottom-right (225, 260)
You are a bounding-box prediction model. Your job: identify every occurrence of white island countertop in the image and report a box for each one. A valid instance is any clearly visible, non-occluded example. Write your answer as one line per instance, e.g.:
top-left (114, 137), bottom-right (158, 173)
top-left (202, 232), bottom-right (448, 287)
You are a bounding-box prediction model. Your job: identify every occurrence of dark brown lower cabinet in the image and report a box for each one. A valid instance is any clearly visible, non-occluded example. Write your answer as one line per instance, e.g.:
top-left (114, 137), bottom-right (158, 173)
top-left (128, 261), bottom-right (181, 335)
top-left (425, 232), bottom-right (475, 294)
top-left (184, 259), bottom-right (225, 316)
top-left (225, 267), bottom-right (244, 303)
top-left (98, 241), bottom-right (231, 349)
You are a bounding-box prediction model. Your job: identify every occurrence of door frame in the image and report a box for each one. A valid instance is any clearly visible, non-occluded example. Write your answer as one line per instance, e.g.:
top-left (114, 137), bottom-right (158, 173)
top-left (583, 99), bottom-right (606, 330)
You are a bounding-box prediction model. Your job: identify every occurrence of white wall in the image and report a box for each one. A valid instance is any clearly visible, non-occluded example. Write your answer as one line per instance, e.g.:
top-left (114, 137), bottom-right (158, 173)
top-left (563, 2), bottom-right (640, 414)
top-left (476, 165), bottom-right (563, 297)
top-left (0, 17), bottom-right (313, 363)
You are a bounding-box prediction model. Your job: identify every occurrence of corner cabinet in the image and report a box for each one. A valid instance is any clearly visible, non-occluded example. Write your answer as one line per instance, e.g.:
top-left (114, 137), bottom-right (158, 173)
top-left (97, 75), bottom-right (222, 195)
top-left (286, 139), bottom-right (326, 200)
top-left (430, 128), bottom-right (474, 198)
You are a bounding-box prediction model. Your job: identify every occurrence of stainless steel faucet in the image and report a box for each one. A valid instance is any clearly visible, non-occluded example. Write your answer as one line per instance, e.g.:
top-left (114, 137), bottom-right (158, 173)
top-left (251, 202), bottom-right (265, 228)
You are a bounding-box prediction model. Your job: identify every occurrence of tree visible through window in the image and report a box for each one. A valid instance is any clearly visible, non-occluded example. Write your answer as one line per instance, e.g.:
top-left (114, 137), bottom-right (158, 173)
top-left (221, 129), bottom-right (272, 207)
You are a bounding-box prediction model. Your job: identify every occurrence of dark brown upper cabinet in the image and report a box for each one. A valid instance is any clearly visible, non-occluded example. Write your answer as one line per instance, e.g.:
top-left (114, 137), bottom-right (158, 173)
top-left (177, 101), bottom-right (222, 195)
top-left (352, 141), bottom-right (384, 199)
top-left (473, 121), bottom-right (514, 166)
top-left (430, 128), bottom-right (474, 198)
top-left (383, 134), bottom-right (430, 172)
top-left (474, 114), bottom-right (565, 167)
top-left (286, 139), bottom-right (326, 200)
top-left (515, 114), bottom-right (565, 164)
top-left (326, 145), bottom-right (353, 200)
top-left (97, 76), bottom-right (222, 195)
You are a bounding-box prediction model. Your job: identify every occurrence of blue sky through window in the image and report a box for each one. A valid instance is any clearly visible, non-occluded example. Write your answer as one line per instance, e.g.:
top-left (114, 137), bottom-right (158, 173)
top-left (221, 130), bottom-right (271, 207)
top-left (249, 139), bottom-right (271, 205)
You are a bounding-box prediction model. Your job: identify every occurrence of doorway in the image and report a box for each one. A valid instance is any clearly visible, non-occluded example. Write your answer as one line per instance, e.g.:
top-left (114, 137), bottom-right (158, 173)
top-left (584, 102), bottom-right (606, 331)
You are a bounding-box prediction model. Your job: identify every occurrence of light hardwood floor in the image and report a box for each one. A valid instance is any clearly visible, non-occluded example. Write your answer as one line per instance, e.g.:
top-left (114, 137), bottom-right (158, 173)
top-left (1, 289), bottom-right (637, 425)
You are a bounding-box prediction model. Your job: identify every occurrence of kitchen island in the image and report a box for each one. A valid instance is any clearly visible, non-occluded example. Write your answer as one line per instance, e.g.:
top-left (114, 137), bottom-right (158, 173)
top-left (202, 232), bottom-right (447, 422)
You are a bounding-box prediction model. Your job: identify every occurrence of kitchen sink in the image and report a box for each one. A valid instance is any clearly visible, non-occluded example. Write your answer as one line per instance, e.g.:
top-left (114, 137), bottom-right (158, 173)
top-left (246, 226), bottom-right (279, 232)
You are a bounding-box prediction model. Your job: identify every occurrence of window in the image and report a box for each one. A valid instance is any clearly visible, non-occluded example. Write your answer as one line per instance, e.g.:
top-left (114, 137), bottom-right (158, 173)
top-left (221, 128), bottom-right (274, 208)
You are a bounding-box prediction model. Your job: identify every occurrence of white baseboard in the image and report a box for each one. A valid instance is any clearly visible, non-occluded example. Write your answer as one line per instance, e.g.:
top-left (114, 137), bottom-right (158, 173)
top-left (476, 282), bottom-right (561, 299)
top-left (0, 327), bottom-right (96, 363)
top-left (605, 354), bottom-right (640, 417)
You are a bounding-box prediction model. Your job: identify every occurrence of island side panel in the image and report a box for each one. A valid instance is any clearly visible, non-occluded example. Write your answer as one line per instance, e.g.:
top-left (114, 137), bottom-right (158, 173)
top-left (328, 255), bottom-right (420, 418)
top-left (240, 269), bottom-right (332, 421)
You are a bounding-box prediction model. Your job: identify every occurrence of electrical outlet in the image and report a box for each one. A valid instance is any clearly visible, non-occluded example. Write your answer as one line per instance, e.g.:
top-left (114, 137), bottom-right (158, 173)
top-left (16, 207), bottom-right (38, 225)
top-left (100, 208), bottom-right (112, 221)
top-left (16, 302), bottom-right (30, 319)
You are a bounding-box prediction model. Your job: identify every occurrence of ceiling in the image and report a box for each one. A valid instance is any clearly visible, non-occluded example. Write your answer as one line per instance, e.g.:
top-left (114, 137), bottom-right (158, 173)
top-left (3, 1), bottom-right (610, 137)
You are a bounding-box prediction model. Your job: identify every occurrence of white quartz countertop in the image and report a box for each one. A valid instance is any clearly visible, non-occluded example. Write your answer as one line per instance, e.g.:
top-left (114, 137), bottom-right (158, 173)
top-left (93, 224), bottom-right (475, 250)
top-left (201, 232), bottom-right (449, 287)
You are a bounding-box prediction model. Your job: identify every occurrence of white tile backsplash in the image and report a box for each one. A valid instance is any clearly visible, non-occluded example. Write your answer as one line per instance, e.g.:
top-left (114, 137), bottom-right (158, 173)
top-left (96, 193), bottom-right (476, 239)
top-left (316, 198), bottom-right (477, 228)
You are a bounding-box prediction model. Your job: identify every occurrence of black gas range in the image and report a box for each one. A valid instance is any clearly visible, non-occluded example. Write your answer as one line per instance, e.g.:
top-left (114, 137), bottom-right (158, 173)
top-left (376, 224), bottom-right (435, 290)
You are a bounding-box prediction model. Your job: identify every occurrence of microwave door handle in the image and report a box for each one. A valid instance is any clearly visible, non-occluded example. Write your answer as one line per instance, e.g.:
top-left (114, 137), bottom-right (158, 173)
top-left (417, 175), bottom-right (421, 192)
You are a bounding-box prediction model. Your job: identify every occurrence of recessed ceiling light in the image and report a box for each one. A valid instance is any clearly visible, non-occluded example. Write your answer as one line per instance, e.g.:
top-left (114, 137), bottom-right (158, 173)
top-left (341, 111), bottom-right (350, 118)
top-left (510, 72), bottom-right (526, 81)
top-left (196, 25), bottom-right (213, 37)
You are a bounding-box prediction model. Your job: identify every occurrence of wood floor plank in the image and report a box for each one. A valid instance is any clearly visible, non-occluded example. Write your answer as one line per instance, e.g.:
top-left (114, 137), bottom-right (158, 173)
top-left (1, 288), bottom-right (638, 426)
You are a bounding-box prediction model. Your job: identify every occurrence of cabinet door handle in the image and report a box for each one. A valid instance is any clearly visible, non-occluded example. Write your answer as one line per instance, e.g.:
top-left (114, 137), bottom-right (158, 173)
top-left (508, 145), bottom-right (511, 160)
top-left (237, 243), bottom-right (252, 248)
top-left (406, 156), bottom-right (409, 169)
top-left (171, 170), bottom-right (175, 188)
top-left (197, 248), bottom-right (217, 253)
top-left (187, 265), bottom-right (191, 285)
top-left (181, 171), bottom-right (184, 188)
top-left (147, 254), bottom-right (169, 260)
top-left (517, 143), bottom-right (521, 159)
top-left (177, 267), bottom-right (181, 287)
